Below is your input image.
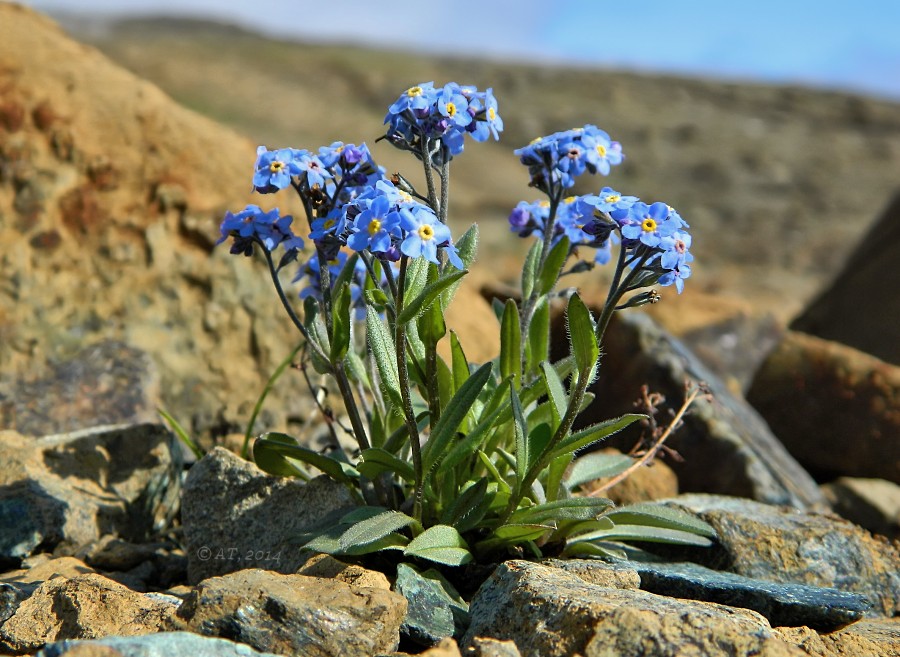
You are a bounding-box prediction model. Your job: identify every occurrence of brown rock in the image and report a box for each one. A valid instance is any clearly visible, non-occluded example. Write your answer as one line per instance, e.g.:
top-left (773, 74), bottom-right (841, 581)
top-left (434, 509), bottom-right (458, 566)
top-left (747, 330), bottom-right (900, 483)
top-left (579, 448), bottom-right (679, 505)
top-left (297, 553), bottom-right (391, 590)
top-left (461, 560), bottom-right (804, 657)
top-left (0, 573), bottom-right (179, 654)
top-left (0, 556), bottom-right (95, 585)
top-left (776, 618), bottom-right (900, 657)
top-left (792, 191), bottom-right (900, 366)
top-left (822, 477), bottom-right (900, 540)
top-left (178, 568), bottom-right (407, 657)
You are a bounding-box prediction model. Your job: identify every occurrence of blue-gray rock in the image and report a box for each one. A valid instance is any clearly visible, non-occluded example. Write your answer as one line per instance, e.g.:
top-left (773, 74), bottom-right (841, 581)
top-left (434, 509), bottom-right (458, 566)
top-left (666, 494), bottom-right (900, 617)
top-left (583, 312), bottom-right (828, 510)
top-left (36, 632), bottom-right (282, 657)
top-left (630, 560), bottom-right (870, 630)
top-left (180, 447), bottom-right (356, 583)
top-left (395, 562), bottom-right (469, 646)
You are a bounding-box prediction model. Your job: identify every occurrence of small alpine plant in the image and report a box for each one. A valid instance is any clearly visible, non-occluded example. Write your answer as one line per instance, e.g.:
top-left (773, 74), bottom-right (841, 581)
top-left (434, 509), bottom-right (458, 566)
top-left (218, 82), bottom-right (712, 579)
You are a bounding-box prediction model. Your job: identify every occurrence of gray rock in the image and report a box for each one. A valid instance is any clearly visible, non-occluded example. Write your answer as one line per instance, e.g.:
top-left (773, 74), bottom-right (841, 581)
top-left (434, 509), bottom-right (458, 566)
top-left (176, 568), bottom-right (406, 657)
top-left (666, 494), bottom-right (900, 617)
top-left (0, 424), bottom-right (181, 561)
top-left (630, 560), bottom-right (870, 630)
top-left (395, 562), bottom-right (468, 646)
top-left (461, 560), bottom-right (803, 657)
top-left (36, 631), bottom-right (282, 657)
top-left (586, 312), bottom-right (828, 510)
top-left (0, 341), bottom-right (161, 437)
top-left (0, 573), bottom-right (180, 654)
top-left (181, 447), bottom-right (356, 583)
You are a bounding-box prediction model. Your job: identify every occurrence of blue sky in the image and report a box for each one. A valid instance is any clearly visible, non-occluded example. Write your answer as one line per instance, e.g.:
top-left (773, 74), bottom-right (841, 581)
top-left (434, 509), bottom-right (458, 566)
top-left (26, 0), bottom-right (900, 100)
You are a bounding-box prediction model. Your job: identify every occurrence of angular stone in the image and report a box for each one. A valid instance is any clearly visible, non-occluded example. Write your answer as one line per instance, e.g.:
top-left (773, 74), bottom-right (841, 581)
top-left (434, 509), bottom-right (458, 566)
top-left (792, 191), bottom-right (900, 366)
top-left (35, 632), bottom-right (283, 657)
top-left (776, 618), bottom-right (900, 657)
top-left (583, 312), bottom-right (827, 509)
top-left (0, 425), bottom-right (181, 561)
top-left (461, 560), bottom-right (804, 657)
top-left (666, 494), bottom-right (900, 617)
top-left (542, 558), bottom-right (641, 590)
top-left (297, 553), bottom-right (391, 590)
top-left (0, 341), bottom-right (160, 437)
top-left (747, 331), bottom-right (900, 483)
top-left (181, 447), bottom-right (356, 583)
top-left (0, 573), bottom-right (180, 654)
top-left (468, 637), bottom-right (523, 657)
top-left (176, 568), bottom-right (406, 657)
top-left (630, 560), bottom-right (869, 630)
top-left (822, 477), bottom-right (900, 540)
top-left (395, 563), bottom-right (467, 646)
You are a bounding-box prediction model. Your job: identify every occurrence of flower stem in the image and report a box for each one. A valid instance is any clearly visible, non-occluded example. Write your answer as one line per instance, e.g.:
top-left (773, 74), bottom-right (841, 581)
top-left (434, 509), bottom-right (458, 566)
top-left (395, 255), bottom-right (424, 524)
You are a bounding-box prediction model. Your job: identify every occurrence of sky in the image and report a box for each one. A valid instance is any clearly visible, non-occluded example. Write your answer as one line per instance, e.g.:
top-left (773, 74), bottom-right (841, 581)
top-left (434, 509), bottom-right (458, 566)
top-left (23, 0), bottom-right (900, 101)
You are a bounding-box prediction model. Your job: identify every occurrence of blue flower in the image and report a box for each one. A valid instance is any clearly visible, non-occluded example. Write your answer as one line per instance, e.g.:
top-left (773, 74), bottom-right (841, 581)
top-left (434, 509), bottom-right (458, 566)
top-left (347, 194), bottom-right (402, 254)
top-left (578, 187), bottom-right (638, 215)
top-left (399, 206), bottom-right (460, 267)
top-left (387, 82), bottom-right (438, 117)
top-left (658, 264), bottom-right (691, 294)
top-left (659, 230), bottom-right (694, 270)
top-left (437, 84), bottom-right (473, 129)
top-left (620, 202), bottom-right (677, 247)
top-left (253, 147), bottom-right (303, 193)
top-left (468, 88), bottom-right (503, 142)
top-left (514, 125), bottom-right (622, 191)
top-left (218, 204), bottom-right (302, 255)
top-left (293, 151), bottom-right (332, 189)
top-left (582, 127), bottom-right (624, 176)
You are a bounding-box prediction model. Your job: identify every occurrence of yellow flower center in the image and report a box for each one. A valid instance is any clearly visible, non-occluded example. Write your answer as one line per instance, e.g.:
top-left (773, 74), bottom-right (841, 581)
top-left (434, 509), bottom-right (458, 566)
top-left (407, 86), bottom-right (423, 97)
top-left (488, 108), bottom-right (496, 120)
top-left (418, 224), bottom-right (435, 241)
top-left (596, 145), bottom-right (607, 157)
top-left (269, 161), bottom-right (285, 173)
top-left (606, 194), bottom-right (620, 203)
top-left (324, 219), bottom-right (335, 230)
top-left (564, 196), bottom-right (577, 204)
top-left (641, 217), bottom-right (657, 233)
top-left (538, 200), bottom-right (550, 208)
top-left (398, 191), bottom-right (413, 204)
top-left (446, 102), bottom-right (457, 117)
top-left (367, 219), bottom-right (382, 235)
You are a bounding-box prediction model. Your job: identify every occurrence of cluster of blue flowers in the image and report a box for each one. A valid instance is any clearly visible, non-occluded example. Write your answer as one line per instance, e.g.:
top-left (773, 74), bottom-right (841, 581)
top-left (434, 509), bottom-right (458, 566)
top-left (509, 127), bottom-right (693, 293)
top-left (384, 82), bottom-right (503, 163)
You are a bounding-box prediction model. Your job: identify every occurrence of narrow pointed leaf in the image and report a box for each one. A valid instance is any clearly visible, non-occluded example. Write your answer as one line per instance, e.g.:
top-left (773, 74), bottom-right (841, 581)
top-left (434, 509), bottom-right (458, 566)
top-left (537, 235), bottom-right (570, 296)
top-left (339, 510), bottom-right (417, 551)
top-left (441, 224), bottom-right (478, 309)
top-left (449, 330), bottom-right (470, 392)
top-left (254, 433), bottom-right (357, 483)
top-left (423, 361), bottom-right (493, 472)
top-left (399, 269), bottom-right (468, 325)
top-left (575, 524), bottom-right (715, 546)
top-left (499, 299), bottom-right (522, 386)
top-left (526, 298), bottom-right (550, 375)
top-left (565, 452), bottom-right (634, 490)
top-left (540, 360), bottom-right (567, 430)
top-left (366, 308), bottom-right (403, 407)
top-left (441, 478), bottom-right (492, 532)
top-left (509, 497), bottom-right (614, 525)
top-left (510, 381), bottom-right (528, 480)
top-left (330, 282), bottom-right (353, 363)
top-left (521, 240), bottom-right (541, 300)
top-left (403, 255), bottom-right (430, 308)
top-left (567, 293), bottom-right (599, 375)
top-left (358, 447), bottom-right (416, 482)
top-left (550, 414), bottom-right (643, 459)
top-left (606, 503), bottom-right (718, 539)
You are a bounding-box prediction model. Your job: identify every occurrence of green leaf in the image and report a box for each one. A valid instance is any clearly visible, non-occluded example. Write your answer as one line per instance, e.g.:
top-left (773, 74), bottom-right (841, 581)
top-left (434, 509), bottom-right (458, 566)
top-left (366, 308), bottom-right (403, 408)
top-left (540, 360), bottom-right (567, 430)
top-left (441, 224), bottom-right (478, 309)
top-left (550, 414), bottom-right (643, 459)
top-left (305, 528), bottom-right (409, 556)
top-left (399, 268), bottom-right (468, 325)
top-left (449, 330), bottom-right (470, 393)
top-left (252, 432), bottom-right (307, 479)
top-left (254, 433), bottom-right (357, 483)
top-left (403, 255), bottom-right (430, 308)
top-left (575, 524), bottom-right (715, 547)
top-left (499, 299), bottom-right (522, 386)
top-left (338, 510), bottom-right (417, 551)
top-left (358, 448), bottom-right (416, 482)
top-left (509, 497), bottom-right (614, 525)
top-left (510, 381), bottom-right (528, 481)
top-left (441, 383), bottom-right (511, 471)
top-left (562, 540), bottom-right (627, 560)
top-left (478, 450), bottom-right (511, 494)
top-left (331, 252), bottom-right (360, 295)
top-left (565, 452), bottom-right (634, 490)
top-left (404, 525), bottom-right (472, 566)
top-left (441, 478), bottom-right (492, 533)
top-left (526, 298), bottom-right (550, 376)
top-left (566, 293), bottom-right (599, 375)
top-left (537, 235), bottom-right (570, 296)
top-left (330, 282), bottom-right (353, 363)
top-left (606, 503), bottom-right (718, 539)
top-left (304, 296), bottom-right (331, 375)
top-left (417, 297), bottom-right (447, 348)
top-left (526, 422), bottom-right (553, 478)
top-left (475, 523), bottom-right (552, 553)
top-left (545, 453), bottom-right (573, 503)
top-left (423, 361), bottom-right (494, 473)
top-left (157, 407), bottom-right (203, 460)
top-left (521, 240), bottom-right (541, 300)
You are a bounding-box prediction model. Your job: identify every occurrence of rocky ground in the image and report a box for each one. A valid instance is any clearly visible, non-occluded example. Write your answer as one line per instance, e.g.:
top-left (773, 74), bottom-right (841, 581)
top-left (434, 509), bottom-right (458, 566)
top-left (1, 4), bottom-right (899, 656)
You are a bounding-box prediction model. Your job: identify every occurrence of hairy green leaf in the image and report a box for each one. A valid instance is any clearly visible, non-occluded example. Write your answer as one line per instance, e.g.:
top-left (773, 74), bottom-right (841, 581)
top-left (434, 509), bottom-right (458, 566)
top-left (338, 510), bottom-right (417, 551)
top-left (537, 235), bottom-right (570, 296)
top-left (403, 525), bottom-right (472, 566)
top-left (606, 503), bottom-right (718, 539)
top-left (521, 240), bottom-right (541, 300)
top-left (499, 299), bottom-right (522, 386)
top-left (330, 282), bottom-right (353, 363)
top-left (509, 497), bottom-right (614, 525)
top-left (550, 414), bottom-right (643, 459)
top-left (358, 447), bottom-right (416, 482)
top-left (565, 452), bottom-right (634, 490)
top-left (526, 298), bottom-right (550, 375)
top-left (254, 433), bottom-right (357, 482)
top-left (540, 360), bottom-right (567, 430)
top-left (566, 293), bottom-right (599, 375)
top-left (366, 308), bottom-right (403, 407)
top-left (399, 269), bottom-right (468, 325)
top-left (441, 478), bottom-right (492, 532)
